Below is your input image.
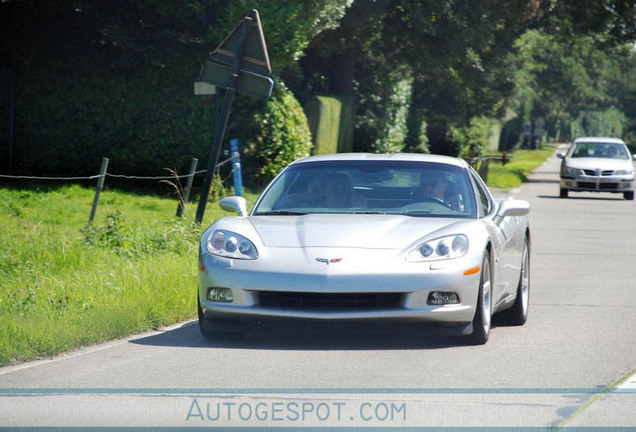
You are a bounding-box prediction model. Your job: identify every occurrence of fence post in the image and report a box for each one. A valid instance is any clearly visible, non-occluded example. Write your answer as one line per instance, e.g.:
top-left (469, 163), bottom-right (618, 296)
top-left (89, 158), bottom-right (109, 224)
top-left (176, 158), bottom-right (198, 218)
top-left (479, 158), bottom-right (490, 183)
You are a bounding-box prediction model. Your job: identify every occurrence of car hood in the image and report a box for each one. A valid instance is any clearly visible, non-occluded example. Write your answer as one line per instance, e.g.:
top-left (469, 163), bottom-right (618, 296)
top-left (566, 157), bottom-right (633, 171)
top-left (244, 214), bottom-right (469, 249)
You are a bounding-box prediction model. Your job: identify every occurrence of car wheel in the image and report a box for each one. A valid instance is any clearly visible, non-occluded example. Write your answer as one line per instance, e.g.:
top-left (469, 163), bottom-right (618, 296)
top-left (465, 252), bottom-right (492, 345)
top-left (625, 191), bottom-right (634, 201)
top-left (503, 239), bottom-right (530, 326)
top-left (559, 188), bottom-right (568, 198)
top-left (197, 295), bottom-right (243, 341)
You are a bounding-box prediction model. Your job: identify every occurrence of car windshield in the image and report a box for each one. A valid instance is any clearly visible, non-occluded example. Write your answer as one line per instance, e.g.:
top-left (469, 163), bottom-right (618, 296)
top-left (253, 160), bottom-right (477, 218)
top-left (570, 142), bottom-right (630, 160)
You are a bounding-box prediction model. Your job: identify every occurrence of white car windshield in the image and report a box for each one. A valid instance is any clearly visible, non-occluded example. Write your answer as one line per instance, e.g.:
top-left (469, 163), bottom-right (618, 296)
top-left (253, 160), bottom-right (477, 218)
top-left (570, 142), bottom-right (630, 160)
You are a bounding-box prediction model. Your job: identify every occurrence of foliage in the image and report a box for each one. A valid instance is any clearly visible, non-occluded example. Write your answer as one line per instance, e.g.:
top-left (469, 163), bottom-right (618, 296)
top-left (454, 117), bottom-right (493, 160)
top-left (305, 95), bottom-right (344, 155)
top-left (375, 0), bottom-right (535, 155)
top-left (0, 0), bottom-right (348, 189)
top-left (0, 183), bottom-right (262, 365)
top-left (537, 0), bottom-right (636, 47)
top-left (572, 109), bottom-right (627, 138)
top-left (355, 65), bottom-right (413, 154)
top-left (244, 84), bottom-right (313, 184)
top-left (205, 0), bottom-right (353, 73)
top-left (3, 0), bottom-right (636, 181)
top-left (511, 30), bottom-right (636, 142)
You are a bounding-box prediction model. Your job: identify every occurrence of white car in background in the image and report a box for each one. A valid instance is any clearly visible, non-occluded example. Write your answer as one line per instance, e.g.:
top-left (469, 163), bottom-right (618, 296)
top-left (558, 137), bottom-right (635, 200)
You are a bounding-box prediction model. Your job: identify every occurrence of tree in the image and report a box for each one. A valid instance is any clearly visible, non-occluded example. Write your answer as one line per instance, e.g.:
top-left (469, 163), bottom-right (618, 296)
top-left (511, 30), bottom-right (630, 141)
top-left (537, 1), bottom-right (636, 47)
top-left (379, 0), bottom-right (537, 155)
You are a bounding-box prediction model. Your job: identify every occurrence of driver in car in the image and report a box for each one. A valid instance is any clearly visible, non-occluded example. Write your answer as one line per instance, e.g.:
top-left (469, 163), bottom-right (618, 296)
top-left (419, 171), bottom-right (448, 203)
top-left (418, 171), bottom-right (463, 212)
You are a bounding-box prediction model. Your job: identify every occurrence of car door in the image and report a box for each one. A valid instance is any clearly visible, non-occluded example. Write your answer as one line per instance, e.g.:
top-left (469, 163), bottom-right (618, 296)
top-left (469, 170), bottom-right (520, 307)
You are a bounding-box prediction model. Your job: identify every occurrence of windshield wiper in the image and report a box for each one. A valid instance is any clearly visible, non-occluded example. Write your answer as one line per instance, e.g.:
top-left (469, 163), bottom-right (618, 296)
top-left (256, 210), bottom-right (307, 216)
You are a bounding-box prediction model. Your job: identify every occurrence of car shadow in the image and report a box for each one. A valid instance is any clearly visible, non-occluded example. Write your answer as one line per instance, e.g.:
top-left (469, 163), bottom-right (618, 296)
top-left (129, 320), bottom-right (486, 351)
top-left (537, 195), bottom-right (626, 201)
top-left (524, 178), bottom-right (560, 184)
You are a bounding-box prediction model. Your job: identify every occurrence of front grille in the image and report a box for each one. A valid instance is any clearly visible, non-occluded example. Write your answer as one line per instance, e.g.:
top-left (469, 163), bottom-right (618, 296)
top-left (582, 169), bottom-right (615, 177)
top-left (600, 183), bottom-right (618, 190)
top-left (577, 182), bottom-right (596, 189)
top-left (258, 291), bottom-right (404, 311)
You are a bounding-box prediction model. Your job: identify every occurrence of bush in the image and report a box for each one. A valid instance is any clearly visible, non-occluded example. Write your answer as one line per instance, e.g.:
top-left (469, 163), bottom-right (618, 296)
top-left (243, 83), bottom-right (313, 185)
top-left (454, 117), bottom-right (493, 160)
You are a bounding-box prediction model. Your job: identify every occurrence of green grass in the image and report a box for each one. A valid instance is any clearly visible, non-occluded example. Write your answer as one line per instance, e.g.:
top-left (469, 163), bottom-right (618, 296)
top-left (0, 184), bottom-right (258, 366)
top-left (486, 146), bottom-right (556, 189)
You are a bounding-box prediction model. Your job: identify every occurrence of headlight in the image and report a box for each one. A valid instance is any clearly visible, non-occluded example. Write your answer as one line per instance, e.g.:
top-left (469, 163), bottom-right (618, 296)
top-left (614, 169), bottom-right (633, 176)
top-left (407, 234), bottom-right (469, 262)
top-left (206, 230), bottom-right (258, 260)
top-left (562, 166), bottom-right (583, 175)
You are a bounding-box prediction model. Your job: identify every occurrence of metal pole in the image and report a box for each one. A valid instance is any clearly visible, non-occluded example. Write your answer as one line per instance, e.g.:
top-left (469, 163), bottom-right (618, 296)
top-left (89, 158), bottom-right (109, 224)
top-left (230, 138), bottom-right (243, 196)
top-left (195, 13), bottom-right (254, 224)
top-left (176, 157), bottom-right (198, 218)
top-left (195, 89), bottom-right (235, 224)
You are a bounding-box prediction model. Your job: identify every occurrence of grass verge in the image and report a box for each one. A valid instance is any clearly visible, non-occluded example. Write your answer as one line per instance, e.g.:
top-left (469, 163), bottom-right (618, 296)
top-left (486, 146), bottom-right (556, 190)
top-left (0, 184), bottom-right (258, 366)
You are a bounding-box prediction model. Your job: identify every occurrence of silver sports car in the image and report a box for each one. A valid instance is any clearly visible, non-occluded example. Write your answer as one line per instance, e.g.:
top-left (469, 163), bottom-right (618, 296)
top-left (198, 153), bottom-right (530, 344)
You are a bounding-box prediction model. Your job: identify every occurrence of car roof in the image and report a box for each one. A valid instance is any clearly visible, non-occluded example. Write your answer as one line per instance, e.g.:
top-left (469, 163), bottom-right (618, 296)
top-left (289, 153), bottom-right (470, 169)
top-left (573, 137), bottom-right (626, 145)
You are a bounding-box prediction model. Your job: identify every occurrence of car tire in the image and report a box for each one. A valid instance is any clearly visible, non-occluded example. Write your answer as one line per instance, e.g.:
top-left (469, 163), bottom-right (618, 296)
top-left (464, 252), bottom-right (492, 345)
top-left (197, 295), bottom-right (243, 341)
top-left (625, 191), bottom-right (634, 201)
top-left (559, 188), bottom-right (568, 198)
top-left (503, 239), bottom-right (530, 326)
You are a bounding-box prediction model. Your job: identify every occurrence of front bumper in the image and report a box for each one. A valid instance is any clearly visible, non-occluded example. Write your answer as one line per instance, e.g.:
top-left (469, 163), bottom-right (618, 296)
top-left (198, 249), bottom-right (483, 327)
top-left (560, 174), bottom-right (634, 193)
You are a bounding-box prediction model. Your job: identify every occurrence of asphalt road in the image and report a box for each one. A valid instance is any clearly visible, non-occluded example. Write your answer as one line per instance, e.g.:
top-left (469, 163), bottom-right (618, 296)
top-left (1, 149), bottom-right (636, 429)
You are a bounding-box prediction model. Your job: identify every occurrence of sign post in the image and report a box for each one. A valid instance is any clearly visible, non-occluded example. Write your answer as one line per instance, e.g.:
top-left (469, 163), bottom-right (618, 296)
top-left (230, 138), bottom-right (243, 197)
top-left (194, 9), bottom-right (273, 224)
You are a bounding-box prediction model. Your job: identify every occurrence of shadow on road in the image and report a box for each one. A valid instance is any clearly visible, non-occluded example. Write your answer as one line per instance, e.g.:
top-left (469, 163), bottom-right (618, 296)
top-left (537, 195), bottom-right (625, 201)
top-left (129, 320), bottom-right (485, 351)
top-left (524, 178), bottom-right (560, 184)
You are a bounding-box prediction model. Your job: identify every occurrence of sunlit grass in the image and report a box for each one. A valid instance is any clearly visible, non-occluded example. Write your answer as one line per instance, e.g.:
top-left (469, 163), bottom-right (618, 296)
top-left (486, 146), bottom-right (556, 189)
top-left (0, 184), bottom-right (258, 366)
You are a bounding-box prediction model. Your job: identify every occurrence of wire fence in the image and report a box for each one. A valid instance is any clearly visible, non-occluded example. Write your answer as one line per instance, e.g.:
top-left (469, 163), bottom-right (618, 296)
top-left (0, 156), bottom-right (236, 223)
top-left (0, 159), bottom-right (233, 181)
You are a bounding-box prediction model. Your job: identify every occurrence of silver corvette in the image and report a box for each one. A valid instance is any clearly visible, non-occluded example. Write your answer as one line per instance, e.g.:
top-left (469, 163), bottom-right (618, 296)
top-left (198, 153), bottom-right (530, 344)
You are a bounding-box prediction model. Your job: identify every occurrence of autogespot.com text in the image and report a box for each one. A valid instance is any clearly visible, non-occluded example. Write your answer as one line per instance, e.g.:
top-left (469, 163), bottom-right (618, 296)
top-left (186, 398), bottom-right (407, 425)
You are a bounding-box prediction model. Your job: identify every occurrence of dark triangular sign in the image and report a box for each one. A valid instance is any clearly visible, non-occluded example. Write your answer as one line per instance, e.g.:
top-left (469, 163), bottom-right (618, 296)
top-left (210, 10), bottom-right (272, 77)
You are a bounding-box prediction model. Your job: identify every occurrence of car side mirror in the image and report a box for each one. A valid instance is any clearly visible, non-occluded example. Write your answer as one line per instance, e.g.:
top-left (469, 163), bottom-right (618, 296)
top-left (556, 152), bottom-right (566, 159)
top-left (496, 199), bottom-right (530, 218)
top-left (220, 196), bottom-right (248, 217)
top-left (632, 154), bottom-right (636, 161)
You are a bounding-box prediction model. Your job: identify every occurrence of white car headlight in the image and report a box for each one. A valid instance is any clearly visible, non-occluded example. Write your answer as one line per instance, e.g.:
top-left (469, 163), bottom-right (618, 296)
top-left (206, 230), bottom-right (258, 260)
top-left (562, 166), bottom-right (583, 175)
top-left (614, 169), bottom-right (633, 176)
top-left (407, 234), bottom-right (469, 262)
